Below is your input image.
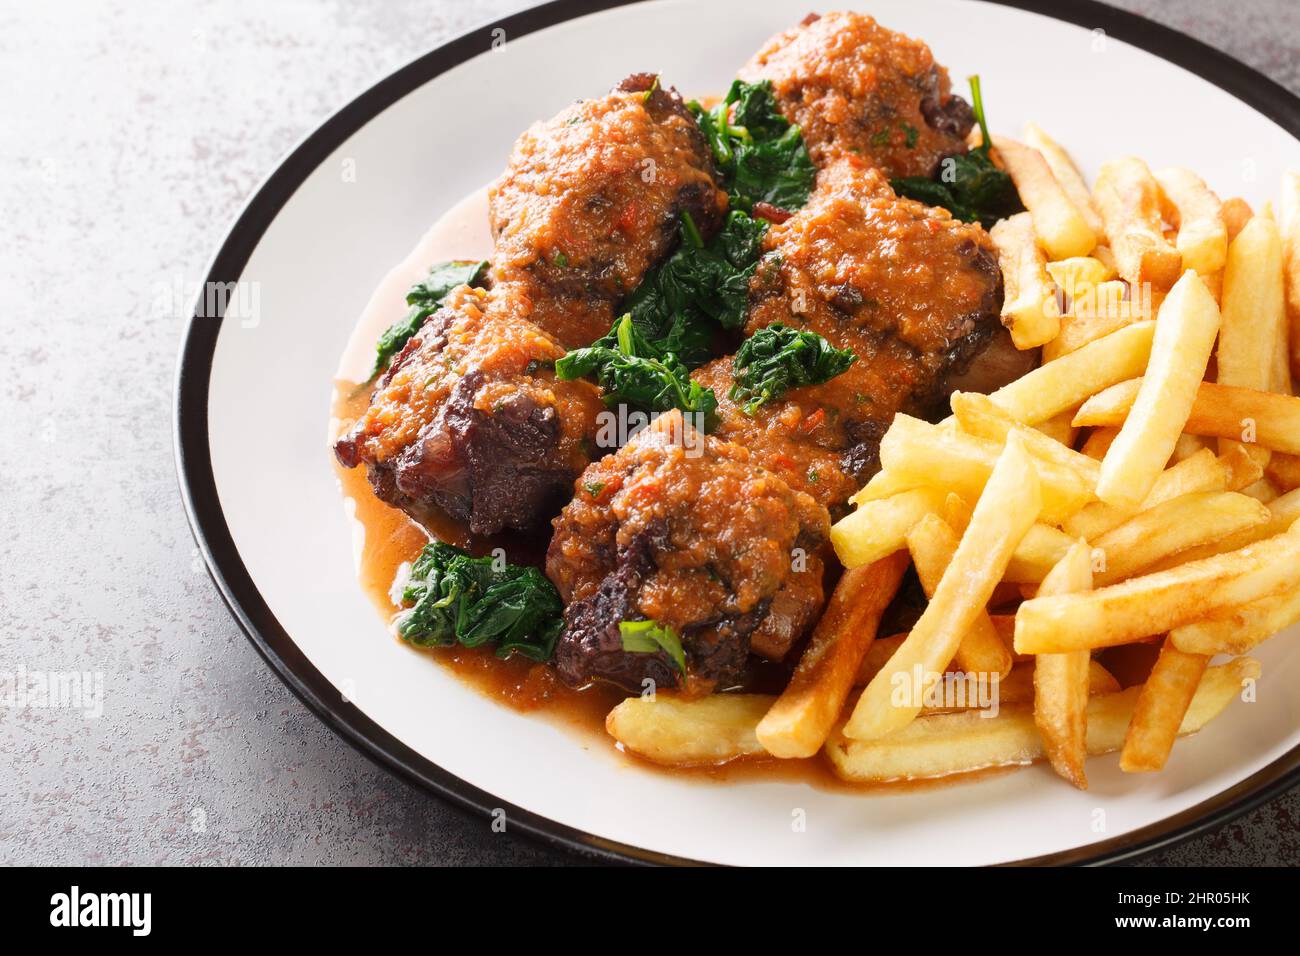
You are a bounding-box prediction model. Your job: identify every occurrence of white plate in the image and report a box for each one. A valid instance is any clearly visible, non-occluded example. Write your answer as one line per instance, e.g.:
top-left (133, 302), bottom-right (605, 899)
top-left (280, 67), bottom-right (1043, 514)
top-left (176, 0), bottom-right (1300, 865)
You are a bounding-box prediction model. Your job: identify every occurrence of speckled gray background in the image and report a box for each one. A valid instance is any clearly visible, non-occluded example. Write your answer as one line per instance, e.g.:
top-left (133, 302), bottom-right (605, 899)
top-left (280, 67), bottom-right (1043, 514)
top-left (1, 0), bottom-right (1296, 866)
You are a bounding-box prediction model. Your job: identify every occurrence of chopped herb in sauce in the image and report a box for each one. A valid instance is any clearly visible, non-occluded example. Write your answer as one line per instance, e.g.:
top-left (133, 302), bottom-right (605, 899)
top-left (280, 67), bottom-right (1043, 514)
top-left (618, 619), bottom-right (686, 673)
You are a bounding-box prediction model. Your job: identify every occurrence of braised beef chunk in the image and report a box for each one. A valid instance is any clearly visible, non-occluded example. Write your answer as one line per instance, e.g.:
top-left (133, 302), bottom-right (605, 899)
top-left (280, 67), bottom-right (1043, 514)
top-left (338, 75), bottom-right (728, 535)
top-left (696, 157), bottom-right (1004, 511)
top-left (738, 11), bottom-right (974, 177)
top-left (487, 74), bottom-right (727, 349)
top-left (333, 285), bottom-right (604, 536)
top-left (548, 412), bottom-right (829, 691)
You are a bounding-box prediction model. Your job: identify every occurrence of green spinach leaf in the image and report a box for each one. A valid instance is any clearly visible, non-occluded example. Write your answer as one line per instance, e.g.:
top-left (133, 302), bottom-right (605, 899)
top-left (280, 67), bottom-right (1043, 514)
top-left (690, 80), bottom-right (815, 214)
top-left (889, 76), bottom-right (1023, 229)
top-left (730, 323), bottom-right (857, 414)
top-left (398, 541), bottom-right (563, 662)
top-left (556, 314), bottom-right (718, 425)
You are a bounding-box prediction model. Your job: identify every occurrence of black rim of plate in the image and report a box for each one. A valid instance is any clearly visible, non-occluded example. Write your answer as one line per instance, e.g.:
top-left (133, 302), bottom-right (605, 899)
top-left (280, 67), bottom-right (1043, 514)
top-left (175, 0), bottom-right (1300, 867)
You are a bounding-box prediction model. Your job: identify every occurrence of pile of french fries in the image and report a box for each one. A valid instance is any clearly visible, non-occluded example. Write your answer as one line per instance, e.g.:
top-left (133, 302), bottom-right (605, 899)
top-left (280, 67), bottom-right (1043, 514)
top-left (607, 130), bottom-right (1300, 791)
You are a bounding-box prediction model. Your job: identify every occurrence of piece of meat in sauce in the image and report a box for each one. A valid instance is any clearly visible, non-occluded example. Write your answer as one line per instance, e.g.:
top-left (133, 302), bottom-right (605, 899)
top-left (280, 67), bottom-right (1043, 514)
top-left (738, 11), bottom-right (974, 177)
top-left (334, 285), bottom-right (605, 536)
top-left (336, 75), bottom-right (728, 536)
top-left (699, 156), bottom-right (1012, 510)
top-left (488, 73), bottom-right (728, 349)
top-left (545, 157), bottom-right (1024, 690)
top-left (547, 411), bottom-right (829, 693)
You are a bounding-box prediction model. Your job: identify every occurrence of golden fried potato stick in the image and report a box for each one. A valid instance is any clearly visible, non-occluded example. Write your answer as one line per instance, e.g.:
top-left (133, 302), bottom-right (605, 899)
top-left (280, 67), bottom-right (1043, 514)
top-left (1220, 197), bottom-right (1254, 241)
top-left (1144, 485), bottom-right (1300, 570)
top-left (1120, 638), bottom-right (1210, 772)
top-left (1218, 215), bottom-right (1286, 466)
top-left (1089, 491), bottom-right (1269, 585)
top-left (1022, 122), bottom-right (1105, 235)
top-left (845, 435), bottom-right (1042, 740)
top-left (825, 658), bottom-right (1259, 783)
top-left (1155, 167), bottom-right (1228, 276)
top-left (830, 487), bottom-right (945, 569)
top-left (1003, 523), bottom-right (1075, 584)
top-left (755, 552), bottom-right (908, 759)
top-left (1044, 279), bottom-right (1147, 362)
top-left (1073, 378), bottom-right (1300, 456)
top-left (993, 136), bottom-right (1097, 259)
top-left (1063, 447), bottom-right (1232, 541)
top-left (1094, 157), bottom-right (1183, 290)
top-left (990, 212), bottom-right (1062, 349)
top-left (989, 320), bottom-right (1154, 425)
top-left (1014, 522), bottom-right (1300, 654)
top-left (950, 391), bottom-right (1100, 490)
top-left (1095, 271), bottom-right (1221, 510)
top-left (1080, 427), bottom-right (1119, 460)
top-left (1267, 453), bottom-right (1300, 492)
top-left (1033, 539), bottom-right (1094, 788)
top-left (872, 414), bottom-right (1091, 523)
top-left (606, 693), bottom-right (773, 766)
top-left (1171, 586), bottom-right (1300, 656)
top-left (906, 514), bottom-right (1013, 678)
top-left (1278, 172), bottom-right (1300, 383)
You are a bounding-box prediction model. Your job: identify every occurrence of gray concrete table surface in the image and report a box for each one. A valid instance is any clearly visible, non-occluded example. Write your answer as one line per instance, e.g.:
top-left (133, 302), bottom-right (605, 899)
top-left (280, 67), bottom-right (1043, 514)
top-left (1, 0), bottom-right (1297, 867)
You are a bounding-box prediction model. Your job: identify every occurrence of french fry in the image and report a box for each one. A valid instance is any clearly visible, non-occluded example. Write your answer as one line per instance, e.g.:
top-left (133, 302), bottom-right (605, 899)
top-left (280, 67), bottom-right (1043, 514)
top-left (990, 212), bottom-right (1062, 348)
top-left (606, 693), bottom-right (773, 766)
top-left (1044, 279), bottom-right (1147, 362)
top-left (1218, 215), bottom-right (1285, 466)
top-left (988, 320), bottom-right (1155, 425)
top-left (856, 633), bottom-right (908, 686)
top-left (920, 659), bottom-right (1119, 714)
top-left (1267, 453), bottom-right (1300, 491)
top-left (1046, 256), bottom-right (1116, 303)
top-left (756, 553), bottom-right (907, 759)
top-left (830, 487), bottom-right (944, 569)
top-left (1095, 272), bottom-right (1222, 510)
top-left (1094, 157), bottom-right (1183, 290)
top-left (1090, 492), bottom-right (1269, 585)
top-left (1171, 433), bottom-right (1211, 463)
top-left (1146, 486), bottom-right (1300, 570)
top-left (1035, 407), bottom-right (1079, 447)
top-left (1155, 167), bottom-right (1228, 275)
top-left (1062, 447), bottom-right (1228, 541)
top-left (844, 435), bottom-right (1042, 740)
top-left (907, 514), bottom-right (1013, 678)
top-left (1014, 523), bottom-right (1300, 654)
top-left (950, 391), bottom-right (1100, 489)
top-left (1220, 197), bottom-right (1254, 241)
top-left (1282, 172), bottom-right (1300, 382)
top-left (1074, 378), bottom-right (1300, 456)
top-left (875, 414), bottom-right (1091, 523)
top-left (1241, 478), bottom-right (1280, 503)
top-left (825, 658), bottom-right (1259, 783)
top-left (1221, 443), bottom-right (1268, 491)
top-left (1081, 427), bottom-right (1119, 460)
top-left (1120, 639), bottom-right (1210, 772)
top-left (993, 136), bottom-right (1096, 259)
top-left (1003, 523), bottom-right (1075, 584)
top-left (1033, 539), bottom-right (1094, 788)
top-left (1022, 122), bottom-right (1105, 236)
top-left (1171, 586), bottom-right (1300, 656)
